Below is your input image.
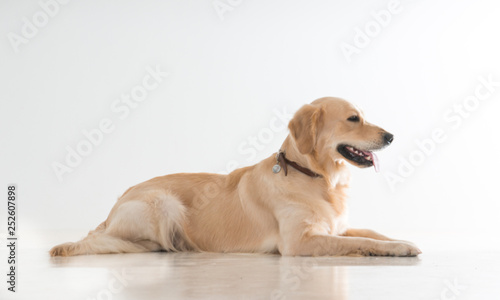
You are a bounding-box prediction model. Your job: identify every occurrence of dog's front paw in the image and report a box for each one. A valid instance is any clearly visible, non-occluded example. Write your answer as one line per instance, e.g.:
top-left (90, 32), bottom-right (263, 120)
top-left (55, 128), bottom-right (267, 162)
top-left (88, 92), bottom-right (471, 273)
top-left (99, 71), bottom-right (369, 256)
top-left (384, 241), bottom-right (421, 257)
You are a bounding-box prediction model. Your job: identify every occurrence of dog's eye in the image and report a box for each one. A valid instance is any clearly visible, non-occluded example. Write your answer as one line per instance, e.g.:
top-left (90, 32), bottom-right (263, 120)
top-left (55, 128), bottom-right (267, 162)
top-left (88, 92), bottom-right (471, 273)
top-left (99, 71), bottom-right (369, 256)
top-left (347, 115), bottom-right (360, 122)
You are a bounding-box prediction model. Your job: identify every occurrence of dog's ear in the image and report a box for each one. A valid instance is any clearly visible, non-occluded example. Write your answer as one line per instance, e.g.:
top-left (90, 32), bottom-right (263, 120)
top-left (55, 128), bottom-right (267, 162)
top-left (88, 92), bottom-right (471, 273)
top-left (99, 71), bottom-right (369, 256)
top-left (288, 104), bottom-right (323, 154)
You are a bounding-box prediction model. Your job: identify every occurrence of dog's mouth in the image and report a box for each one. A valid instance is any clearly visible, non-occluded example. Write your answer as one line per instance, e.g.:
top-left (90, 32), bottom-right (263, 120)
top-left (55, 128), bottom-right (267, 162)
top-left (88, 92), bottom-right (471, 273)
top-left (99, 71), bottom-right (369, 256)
top-left (337, 144), bottom-right (380, 172)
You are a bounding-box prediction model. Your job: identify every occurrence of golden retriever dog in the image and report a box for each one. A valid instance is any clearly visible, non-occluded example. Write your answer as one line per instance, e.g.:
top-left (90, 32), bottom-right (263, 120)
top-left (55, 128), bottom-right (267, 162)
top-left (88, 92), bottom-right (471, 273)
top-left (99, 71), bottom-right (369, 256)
top-left (50, 97), bottom-right (421, 257)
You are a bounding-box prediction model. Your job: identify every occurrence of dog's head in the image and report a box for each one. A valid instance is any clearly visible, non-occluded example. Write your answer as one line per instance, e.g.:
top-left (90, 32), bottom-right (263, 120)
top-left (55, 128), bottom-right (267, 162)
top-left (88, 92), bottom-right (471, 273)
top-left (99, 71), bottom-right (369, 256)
top-left (288, 97), bottom-right (393, 171)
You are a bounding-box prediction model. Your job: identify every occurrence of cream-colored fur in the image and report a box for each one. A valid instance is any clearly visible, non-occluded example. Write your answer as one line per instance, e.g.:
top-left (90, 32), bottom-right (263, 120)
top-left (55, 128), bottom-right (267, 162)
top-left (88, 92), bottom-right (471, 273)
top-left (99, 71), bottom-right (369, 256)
top-left (50, 97), bottom-right (421, 257)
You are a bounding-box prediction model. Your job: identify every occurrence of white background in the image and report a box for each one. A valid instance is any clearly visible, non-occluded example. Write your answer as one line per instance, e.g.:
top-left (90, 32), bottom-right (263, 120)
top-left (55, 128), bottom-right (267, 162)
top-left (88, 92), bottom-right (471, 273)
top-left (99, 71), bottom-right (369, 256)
top-left (1, 0), bottom-right (499, 251)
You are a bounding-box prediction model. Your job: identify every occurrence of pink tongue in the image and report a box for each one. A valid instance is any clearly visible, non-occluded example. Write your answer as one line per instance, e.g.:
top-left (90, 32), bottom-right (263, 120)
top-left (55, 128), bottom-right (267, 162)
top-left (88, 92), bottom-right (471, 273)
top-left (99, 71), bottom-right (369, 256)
top-left (368, 152), bottom-right (380, 172)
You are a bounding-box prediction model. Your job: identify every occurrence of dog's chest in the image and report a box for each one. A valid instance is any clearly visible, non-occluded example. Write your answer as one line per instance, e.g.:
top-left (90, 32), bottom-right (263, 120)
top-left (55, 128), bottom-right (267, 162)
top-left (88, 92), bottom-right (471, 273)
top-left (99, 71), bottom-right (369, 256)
top-left (330, 209), bottom-right (349, 236)
top-left (324, 181), bottom-right (350, 235)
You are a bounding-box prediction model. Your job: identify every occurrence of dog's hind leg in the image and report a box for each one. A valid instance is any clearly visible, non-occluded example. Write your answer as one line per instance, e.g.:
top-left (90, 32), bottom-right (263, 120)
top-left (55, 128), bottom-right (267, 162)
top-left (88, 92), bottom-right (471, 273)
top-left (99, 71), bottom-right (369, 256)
top-left (50, 191), bottom-right (190, 256)
top-left (49, 217), bottom-right (162, 257)
top-left (49, 232), bottom-right (152, 257)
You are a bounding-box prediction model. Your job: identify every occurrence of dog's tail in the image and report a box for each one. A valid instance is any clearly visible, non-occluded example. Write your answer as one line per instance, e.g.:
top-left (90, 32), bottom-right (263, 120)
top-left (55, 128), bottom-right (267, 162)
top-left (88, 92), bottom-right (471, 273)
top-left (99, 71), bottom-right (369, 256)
top-left (49, 222), bottom-right (149, 257)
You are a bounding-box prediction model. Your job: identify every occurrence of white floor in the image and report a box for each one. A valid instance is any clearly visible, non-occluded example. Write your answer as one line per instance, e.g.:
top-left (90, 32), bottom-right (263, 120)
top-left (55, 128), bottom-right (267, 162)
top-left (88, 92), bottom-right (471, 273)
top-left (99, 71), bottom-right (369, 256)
top-left (1, 233), bottom-right (499, 300)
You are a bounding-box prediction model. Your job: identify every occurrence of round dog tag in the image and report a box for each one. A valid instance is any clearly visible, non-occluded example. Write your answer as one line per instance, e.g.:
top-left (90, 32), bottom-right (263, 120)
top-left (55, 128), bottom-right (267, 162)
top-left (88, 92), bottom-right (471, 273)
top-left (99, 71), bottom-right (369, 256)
top-left (272, 164), bottom-right (281, 174)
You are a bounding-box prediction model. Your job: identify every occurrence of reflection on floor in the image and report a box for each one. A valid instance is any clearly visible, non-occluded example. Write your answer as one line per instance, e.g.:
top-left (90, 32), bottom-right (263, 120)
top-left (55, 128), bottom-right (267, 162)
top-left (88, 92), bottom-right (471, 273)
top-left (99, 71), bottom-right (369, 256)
top-left (1, 233), bottom-right (499, 300)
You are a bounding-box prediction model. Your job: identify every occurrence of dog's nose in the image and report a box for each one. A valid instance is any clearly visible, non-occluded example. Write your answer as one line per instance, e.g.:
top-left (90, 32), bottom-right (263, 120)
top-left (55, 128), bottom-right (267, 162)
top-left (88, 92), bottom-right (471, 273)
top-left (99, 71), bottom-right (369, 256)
top-left (383, 133), bottom-right (394, 145)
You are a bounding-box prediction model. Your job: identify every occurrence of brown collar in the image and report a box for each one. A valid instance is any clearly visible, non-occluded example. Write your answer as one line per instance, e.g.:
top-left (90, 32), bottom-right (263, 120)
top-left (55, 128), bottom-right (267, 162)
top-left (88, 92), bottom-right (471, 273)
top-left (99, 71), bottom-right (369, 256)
top-left (275, 151), bottom-right (322, 178)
